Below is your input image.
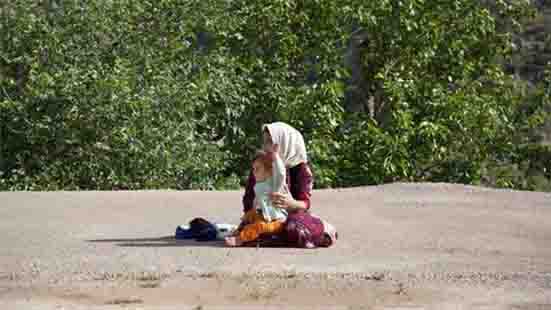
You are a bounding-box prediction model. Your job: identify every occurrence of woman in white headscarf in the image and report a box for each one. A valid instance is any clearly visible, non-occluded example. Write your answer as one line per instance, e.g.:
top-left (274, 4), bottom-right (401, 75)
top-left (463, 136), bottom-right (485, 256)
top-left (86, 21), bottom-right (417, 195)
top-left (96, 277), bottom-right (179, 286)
top-left (241, 122), bottom-right (333, 248)
top-left (242, 122), bottom-right (312, 213)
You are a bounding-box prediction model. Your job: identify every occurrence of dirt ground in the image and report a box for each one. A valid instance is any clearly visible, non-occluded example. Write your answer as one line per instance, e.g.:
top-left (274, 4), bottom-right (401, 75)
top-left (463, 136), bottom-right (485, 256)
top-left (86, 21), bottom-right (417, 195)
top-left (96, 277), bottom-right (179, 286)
top-left (0, 183), bottom-right (550, 309)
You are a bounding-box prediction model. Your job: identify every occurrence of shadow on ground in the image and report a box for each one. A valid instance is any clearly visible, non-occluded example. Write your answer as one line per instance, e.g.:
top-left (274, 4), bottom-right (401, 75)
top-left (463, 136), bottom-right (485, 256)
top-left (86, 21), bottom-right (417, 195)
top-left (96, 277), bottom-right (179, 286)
top-left (87, 236), bottom-right (227, 248)
top-left (86, 236), bottom-right (292, 248)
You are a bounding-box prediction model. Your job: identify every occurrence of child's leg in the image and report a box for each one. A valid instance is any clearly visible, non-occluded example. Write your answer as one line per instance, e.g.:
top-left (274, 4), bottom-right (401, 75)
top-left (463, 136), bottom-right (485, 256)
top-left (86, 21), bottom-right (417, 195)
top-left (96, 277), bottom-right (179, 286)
top-left (237, 209), bottom-right (264, 233)
top-left (225, 221), bottom-right (263, 247)
top-left (228, 210), bottom-right (266, 247)
top-left (224, 235), bottom-right (243, 247)
top-left (239, 220), bottom-right (285, 242)
top-left (241, 208), bottom-right (262, 225)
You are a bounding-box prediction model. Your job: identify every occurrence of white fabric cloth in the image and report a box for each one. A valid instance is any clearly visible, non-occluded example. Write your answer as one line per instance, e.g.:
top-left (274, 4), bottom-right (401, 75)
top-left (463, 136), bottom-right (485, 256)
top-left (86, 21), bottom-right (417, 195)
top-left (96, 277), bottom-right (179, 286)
top-left (254, 152), bottom-right (288, 222)
top-left (263, 122), bottom-right (308, 168)
top-left (215, 223), bottom-right (238, 240)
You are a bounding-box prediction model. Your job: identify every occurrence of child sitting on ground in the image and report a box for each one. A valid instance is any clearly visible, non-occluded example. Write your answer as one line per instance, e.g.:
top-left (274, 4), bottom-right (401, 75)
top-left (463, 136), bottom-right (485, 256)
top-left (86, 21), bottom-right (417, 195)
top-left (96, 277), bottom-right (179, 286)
top-left (225, 147), bottom-right (288, 246)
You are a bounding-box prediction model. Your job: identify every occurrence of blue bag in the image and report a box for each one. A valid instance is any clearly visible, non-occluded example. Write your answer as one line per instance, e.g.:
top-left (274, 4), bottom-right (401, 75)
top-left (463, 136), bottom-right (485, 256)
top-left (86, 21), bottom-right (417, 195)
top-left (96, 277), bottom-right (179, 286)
top-left (175, 217), bottom-right (218, 241)
top-left (175, 224), bottom-right (194, 239)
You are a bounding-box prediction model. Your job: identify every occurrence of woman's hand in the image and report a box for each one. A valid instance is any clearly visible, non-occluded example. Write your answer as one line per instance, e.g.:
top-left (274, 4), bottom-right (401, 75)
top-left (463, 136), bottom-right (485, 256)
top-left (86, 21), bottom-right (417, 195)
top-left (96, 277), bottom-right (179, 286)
top-left (271, 192), bottom-right (291, 209)
top-left (270, 192), bottom-right (307, 210)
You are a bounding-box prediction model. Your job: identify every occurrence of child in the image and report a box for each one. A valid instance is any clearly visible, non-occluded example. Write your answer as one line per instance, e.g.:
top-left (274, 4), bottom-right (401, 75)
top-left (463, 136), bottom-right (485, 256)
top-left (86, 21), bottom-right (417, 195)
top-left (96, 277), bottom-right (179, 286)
top-left (225, 148), bottom-right (288, 246)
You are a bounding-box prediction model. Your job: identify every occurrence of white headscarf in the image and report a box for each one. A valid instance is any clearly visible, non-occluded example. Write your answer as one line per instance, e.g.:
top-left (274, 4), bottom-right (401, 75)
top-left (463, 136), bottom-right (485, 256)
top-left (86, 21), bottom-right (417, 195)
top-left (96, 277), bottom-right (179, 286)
top-left (263, 122), bottom-right (308, 168)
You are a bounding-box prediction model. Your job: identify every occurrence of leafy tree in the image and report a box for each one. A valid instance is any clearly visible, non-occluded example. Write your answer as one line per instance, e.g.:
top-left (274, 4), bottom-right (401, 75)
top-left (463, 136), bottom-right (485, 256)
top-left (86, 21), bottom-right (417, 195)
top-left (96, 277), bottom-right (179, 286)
top-left (333, 0), bottom-right (531, 187)
top-left (0, 1), bottom-right (234, 190)
top-left (0, 0), bottom-right (543, 191)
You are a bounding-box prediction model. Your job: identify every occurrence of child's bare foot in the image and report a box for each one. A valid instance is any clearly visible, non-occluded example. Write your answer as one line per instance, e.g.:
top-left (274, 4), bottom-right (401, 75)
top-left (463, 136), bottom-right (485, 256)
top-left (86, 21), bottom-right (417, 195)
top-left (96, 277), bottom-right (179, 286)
top-left (224, 236), bottom-right (243, 247)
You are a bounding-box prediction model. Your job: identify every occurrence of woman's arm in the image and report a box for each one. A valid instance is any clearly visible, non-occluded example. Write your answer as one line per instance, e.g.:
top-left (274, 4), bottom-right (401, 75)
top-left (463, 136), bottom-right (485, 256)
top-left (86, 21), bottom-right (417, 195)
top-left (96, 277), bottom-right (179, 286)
top-left (271, 163), bottom-right (313, 211)
top-left (271, 192), bottom-right (307, 210)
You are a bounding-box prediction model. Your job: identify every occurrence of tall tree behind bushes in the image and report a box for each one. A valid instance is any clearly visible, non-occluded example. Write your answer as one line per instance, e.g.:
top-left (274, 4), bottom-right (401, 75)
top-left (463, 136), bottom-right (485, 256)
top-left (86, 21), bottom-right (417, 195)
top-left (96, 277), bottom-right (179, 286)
top-left (503, 65), bottom-right (551, 191)
top-left (335, 0), bottom-right (533, 187)
top-left (0, 0), bottom-right (543, 191)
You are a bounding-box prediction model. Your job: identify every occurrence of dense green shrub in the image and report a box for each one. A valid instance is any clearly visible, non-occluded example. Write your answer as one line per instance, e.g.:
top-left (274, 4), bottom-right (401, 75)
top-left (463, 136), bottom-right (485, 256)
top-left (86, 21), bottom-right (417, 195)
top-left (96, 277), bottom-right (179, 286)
top-left (1, 0), bottom-right (547, 191)
top-left (0, 1), bottom-right (235, 190)
top-left (501, 65), bottom-right (551, 191)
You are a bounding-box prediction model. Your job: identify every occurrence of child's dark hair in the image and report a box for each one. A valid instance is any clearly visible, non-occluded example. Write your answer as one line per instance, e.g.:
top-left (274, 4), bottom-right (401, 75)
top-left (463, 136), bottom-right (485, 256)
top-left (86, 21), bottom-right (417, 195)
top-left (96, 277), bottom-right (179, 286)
top-left (253, 149), bottom-right (274, 172)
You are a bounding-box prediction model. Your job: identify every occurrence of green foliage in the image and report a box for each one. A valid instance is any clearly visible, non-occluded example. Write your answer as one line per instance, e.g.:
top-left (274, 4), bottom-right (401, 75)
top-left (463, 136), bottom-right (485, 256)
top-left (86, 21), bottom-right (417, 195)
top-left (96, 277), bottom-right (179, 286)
top-left (497, 64), bottom-right (551, 192)
top-left (333, 0), bottom-right (531, 187)
top-left (0, 0), bottom-right (548, 191)
top-left (0, 1), bottom-right (234, 190)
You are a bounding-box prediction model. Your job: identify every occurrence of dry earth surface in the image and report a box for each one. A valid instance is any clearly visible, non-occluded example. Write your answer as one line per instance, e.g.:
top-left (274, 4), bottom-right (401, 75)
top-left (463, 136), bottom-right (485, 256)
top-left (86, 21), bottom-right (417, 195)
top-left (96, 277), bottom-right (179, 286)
top-left (0, 183), bottom-right (550, 310)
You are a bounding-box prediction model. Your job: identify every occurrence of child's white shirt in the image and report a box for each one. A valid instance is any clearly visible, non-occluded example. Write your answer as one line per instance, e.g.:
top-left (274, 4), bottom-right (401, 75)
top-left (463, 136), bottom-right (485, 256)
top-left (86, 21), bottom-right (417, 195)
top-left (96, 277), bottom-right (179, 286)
top-left (254, 153), bottom-right (288, 222)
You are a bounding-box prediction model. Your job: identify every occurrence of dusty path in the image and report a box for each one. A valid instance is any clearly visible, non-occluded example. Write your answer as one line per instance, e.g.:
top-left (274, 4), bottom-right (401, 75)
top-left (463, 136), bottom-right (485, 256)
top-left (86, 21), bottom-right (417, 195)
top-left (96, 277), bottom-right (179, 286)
top-left (0, 183), bottom-right (550, 309)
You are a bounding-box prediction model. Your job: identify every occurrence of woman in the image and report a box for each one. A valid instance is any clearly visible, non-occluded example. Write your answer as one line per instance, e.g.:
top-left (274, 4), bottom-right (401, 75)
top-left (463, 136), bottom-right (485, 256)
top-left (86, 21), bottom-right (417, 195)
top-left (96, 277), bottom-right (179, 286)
top-left (241, 122), bottom-right (331, 248)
